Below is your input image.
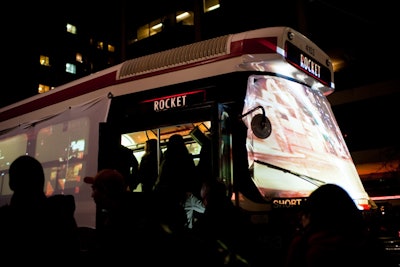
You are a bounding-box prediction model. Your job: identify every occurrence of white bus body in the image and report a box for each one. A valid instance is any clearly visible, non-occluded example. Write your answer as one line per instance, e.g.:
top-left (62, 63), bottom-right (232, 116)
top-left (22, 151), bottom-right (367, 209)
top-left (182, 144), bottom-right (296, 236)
top-left (0, 27), bottom-right (371, 228)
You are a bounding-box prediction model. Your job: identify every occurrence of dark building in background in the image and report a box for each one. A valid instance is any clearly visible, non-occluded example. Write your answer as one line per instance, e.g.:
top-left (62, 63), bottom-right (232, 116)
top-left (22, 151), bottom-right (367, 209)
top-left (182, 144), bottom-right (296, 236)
top-left (4, 0), bottom-right (397, 102)
top-left (3, 0), bottom-right (399, 201)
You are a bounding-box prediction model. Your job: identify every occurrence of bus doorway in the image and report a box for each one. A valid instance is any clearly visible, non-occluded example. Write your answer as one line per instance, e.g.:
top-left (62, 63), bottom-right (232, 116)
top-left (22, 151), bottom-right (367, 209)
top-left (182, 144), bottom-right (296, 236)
top-left (98, 100), bottom-right (231, 195)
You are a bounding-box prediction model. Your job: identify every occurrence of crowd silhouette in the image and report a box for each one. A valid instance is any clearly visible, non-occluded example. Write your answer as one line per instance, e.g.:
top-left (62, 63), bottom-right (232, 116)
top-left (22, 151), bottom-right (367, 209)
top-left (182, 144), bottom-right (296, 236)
top-left (1, 150), bottom-right (396, 266)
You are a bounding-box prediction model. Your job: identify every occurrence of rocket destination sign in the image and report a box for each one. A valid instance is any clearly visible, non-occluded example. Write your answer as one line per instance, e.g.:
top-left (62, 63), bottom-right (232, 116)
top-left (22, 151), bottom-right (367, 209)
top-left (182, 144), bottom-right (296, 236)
top-left (285, 42), bottom-right (332, 86)
top-left (141, 90), bottom-right (206, 112)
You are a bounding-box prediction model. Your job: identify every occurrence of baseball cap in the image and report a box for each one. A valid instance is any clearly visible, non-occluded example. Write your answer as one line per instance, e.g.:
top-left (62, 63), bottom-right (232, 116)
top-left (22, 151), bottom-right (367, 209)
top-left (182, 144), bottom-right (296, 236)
top-left (84, 169), bottom-right (126, 195)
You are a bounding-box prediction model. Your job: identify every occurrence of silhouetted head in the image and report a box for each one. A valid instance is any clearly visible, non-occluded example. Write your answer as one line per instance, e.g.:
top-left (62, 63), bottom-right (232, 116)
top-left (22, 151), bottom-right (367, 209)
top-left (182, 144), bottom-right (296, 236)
top-left (84, 169), bottom-right (126, 197)
top-left (9, 155), bottom-right (45, 193)
top-left (302, 183), bottom-right (364, 232)
top-left (168, 134), bottom-right (184, 146)
top-left (84, 169), bottom-right (127, 209)
top-left (145, 139), bottom-right (158, 153)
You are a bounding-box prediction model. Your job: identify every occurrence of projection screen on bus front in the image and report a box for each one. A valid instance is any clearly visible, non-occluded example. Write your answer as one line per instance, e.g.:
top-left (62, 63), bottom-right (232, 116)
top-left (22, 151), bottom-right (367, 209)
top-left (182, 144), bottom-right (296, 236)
top-left (242, 75), bottom-right (369, 205)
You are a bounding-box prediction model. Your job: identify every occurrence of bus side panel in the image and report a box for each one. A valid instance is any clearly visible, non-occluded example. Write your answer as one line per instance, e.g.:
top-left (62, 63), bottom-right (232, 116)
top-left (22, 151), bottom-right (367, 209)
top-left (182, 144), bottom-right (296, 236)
top-left (0, 95), bottom-right (111, 228)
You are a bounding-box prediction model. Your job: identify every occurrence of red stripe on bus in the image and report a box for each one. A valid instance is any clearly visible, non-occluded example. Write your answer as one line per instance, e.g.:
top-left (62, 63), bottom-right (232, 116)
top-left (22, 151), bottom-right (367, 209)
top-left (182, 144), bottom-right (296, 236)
top-left (0, 37), bottom-right (278, 123)
top-left (0, 72), bottom-right (116, 123)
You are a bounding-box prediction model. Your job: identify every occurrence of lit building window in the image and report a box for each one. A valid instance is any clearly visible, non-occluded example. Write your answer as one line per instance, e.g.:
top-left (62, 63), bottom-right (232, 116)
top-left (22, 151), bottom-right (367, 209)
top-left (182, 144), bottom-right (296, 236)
top-left (176, 11), bottom-right (194, 25)
top-left (39, 55), bottom-right (50, 66)
top-left (107, 44), bottom-right (115, 52)
top-left (97, 41), bottom-right (104, 50)
top-left (149, 18), bottom-right (163, 36)
top-left (76, 53), bottom-right (83, 63)
top-left (65, 63), bottom-right (76, 74)
top-left (136, 18), bottom-right (163, 41)
top-left (38, 84), bottom-right (51, 94)
top-left (137, 24), bottom-right (150, 41)
top-left (136, 11), bottom-right (194, 42)
top-left (66, 23), bottom-right (77, 34)
top-left (203, 0), bottom-right (220, 12)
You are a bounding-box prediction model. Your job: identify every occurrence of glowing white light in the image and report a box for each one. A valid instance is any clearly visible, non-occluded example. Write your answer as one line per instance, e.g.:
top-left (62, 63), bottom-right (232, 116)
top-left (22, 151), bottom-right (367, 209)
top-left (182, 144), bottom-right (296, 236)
top-left (176, 12), bottom-right (190, 22)
top-left (151, 23), bottom-right (163, 30)
top-left (121, 134), bottom-right (135, 147)
top-left (206, 4), bottom-right (220, 11)
top-left (276, 47), bottom-right (285, 57)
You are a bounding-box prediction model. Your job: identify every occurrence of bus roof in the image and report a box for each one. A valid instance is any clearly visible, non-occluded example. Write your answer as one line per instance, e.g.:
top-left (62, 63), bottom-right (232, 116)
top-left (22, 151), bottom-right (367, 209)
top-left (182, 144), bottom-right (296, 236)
top-left (0, 26), bottom-right (334, 132)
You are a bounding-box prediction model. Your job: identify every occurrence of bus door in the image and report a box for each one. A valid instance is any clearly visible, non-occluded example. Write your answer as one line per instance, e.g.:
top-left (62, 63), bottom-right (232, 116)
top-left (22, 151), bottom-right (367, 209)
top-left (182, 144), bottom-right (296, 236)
top-left (103, 99), bottom-right (228, 194)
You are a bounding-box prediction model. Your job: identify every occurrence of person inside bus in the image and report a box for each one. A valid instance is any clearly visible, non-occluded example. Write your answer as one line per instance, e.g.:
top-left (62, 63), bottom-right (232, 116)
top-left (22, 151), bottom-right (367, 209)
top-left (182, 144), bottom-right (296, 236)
top-left (284, 183), bottom-right (391, 267)
top-left (195, 136), bottom-right (213, 187)
top-left (115, 144), bottom-right (140, 192)
top-left (0, 155), bottom-right (79, 264)
top-left (138, 138), bottom-right (163, 193)
top-left (154, 134), bottom-right (199, 207)
top-left (182, 137), bottom-right (212, 230)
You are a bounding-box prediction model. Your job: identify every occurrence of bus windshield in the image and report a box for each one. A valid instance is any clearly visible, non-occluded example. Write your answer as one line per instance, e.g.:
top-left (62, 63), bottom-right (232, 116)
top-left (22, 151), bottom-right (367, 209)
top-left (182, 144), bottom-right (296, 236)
top-left (242, 75), bottom-right (369, 209)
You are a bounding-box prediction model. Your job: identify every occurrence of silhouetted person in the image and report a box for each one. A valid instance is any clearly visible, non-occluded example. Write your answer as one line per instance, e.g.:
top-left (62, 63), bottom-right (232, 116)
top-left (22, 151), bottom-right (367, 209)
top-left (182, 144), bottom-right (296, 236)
top-left (195, 137), bottom-right (213, 194)
top-left (85, 168), bottom-right (211, 266)
top-left (155, 134), bottom-right (198, 206)
top-left (193, 180), bottom-right (253, 266)
top-left (84, 169), bottom-right (129, 230)
top-left (285, 183), bottom-right (391, 267)
top-left (0, 155), bottom-right (79, 264)
top-left (116, 145), bottom-right (140, 191)
top-left (84, 169), bottom-right (157, 265)
top-left (138, 139), bottom-right (162, 193)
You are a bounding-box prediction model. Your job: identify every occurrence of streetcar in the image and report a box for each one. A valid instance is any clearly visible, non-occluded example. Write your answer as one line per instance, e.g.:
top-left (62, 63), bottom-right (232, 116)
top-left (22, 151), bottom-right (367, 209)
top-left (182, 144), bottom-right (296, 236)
top-left (0, 26), bottom-right (372, 228)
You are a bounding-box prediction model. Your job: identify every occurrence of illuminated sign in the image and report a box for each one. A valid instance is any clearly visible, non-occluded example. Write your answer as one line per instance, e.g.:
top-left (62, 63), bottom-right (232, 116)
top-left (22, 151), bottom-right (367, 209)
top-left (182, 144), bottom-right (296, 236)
top-left (285, 42), bottom-right (331, 86)
top-left (141, 90), bottom-right (206, 112)
top-left (272, 198), bottom-right (306, 208)
top-left (300, 54), bottom-right (320, 78)
top-left (154, 95), bottom-right (187, 111)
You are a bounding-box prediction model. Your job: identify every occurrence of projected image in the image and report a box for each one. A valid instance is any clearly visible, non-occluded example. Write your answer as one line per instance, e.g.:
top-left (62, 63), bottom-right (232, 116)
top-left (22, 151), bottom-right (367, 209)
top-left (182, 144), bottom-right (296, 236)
top-left (0, 134), bottom-right (28, 170)
top-left (36, 118), bottom-right (89, 195)
top-left (242, 75), bottom-right (369, 203)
